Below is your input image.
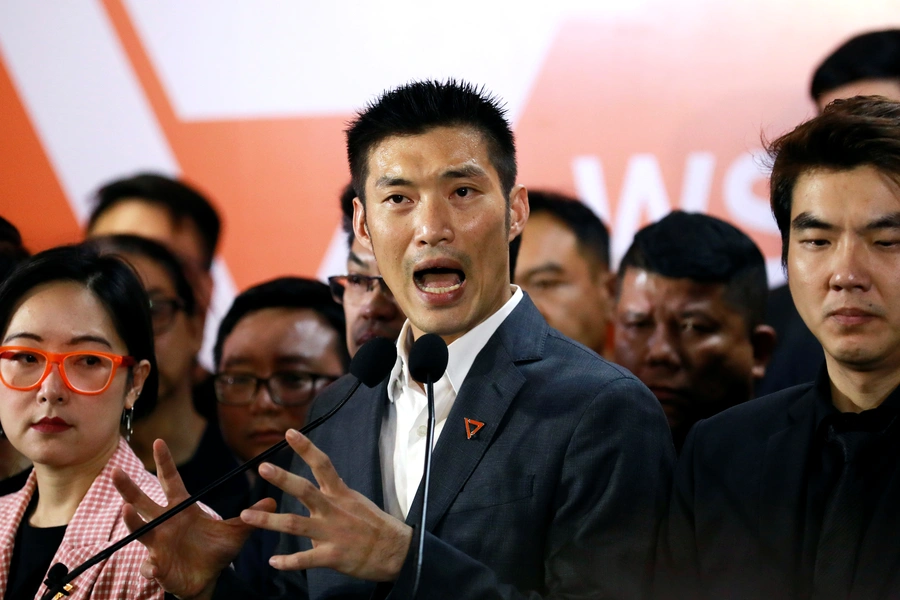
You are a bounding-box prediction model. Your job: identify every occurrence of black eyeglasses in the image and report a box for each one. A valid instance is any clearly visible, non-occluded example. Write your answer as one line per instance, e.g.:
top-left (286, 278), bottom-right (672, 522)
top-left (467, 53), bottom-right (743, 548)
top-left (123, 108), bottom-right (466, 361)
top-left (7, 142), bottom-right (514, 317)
top-left (148, 297), bottom-right (186, 335)
top-left (327, 274), bottom-right (393, 305)
top-left (214, 371), bottom-right (340, 407)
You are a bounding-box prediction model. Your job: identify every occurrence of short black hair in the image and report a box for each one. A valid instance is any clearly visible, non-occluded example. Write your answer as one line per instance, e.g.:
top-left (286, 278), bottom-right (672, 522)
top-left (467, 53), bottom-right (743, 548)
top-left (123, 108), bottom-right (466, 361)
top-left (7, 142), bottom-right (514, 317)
top-left (85, 234), bottom-right (197, 316)
top-left (618, 211), bottom-right (768, 329)
top-left (526, 190), bottom-right (610, 270)
top-left (346, 80), bottom-right (516, 203)
top-left (339, 182), bottom-right (357, 248)
top-left (214, 277), bottom-right (349, 371)
top-left (0, 244), bottom-right (159, 419)
top-left (0, 216), bottom-right (29, 283)
top-left (811, 29), bottom-right (900, 102)
top-left (767, 96), bottom-right (900, 265)
top-left (87, 173), bottom-right (221, 270)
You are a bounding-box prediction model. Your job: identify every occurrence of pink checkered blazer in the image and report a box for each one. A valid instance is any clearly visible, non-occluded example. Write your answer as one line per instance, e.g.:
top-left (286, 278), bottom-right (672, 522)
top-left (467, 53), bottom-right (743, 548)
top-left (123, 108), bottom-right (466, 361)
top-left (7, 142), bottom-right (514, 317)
top-left (0, 438), bottom-right (206, 599)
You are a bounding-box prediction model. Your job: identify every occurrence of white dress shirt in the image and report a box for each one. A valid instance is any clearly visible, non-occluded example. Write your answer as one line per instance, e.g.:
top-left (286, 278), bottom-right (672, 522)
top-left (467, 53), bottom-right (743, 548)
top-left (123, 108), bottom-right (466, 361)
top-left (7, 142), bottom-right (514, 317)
top-left (379, 286), bottom-right (524, 520)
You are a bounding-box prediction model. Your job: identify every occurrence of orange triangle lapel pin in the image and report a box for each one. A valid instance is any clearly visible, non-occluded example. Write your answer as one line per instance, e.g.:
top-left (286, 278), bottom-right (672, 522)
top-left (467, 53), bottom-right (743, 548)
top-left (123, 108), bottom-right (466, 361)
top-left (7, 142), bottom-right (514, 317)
top-left (464, 418), bottom-right (485, 440)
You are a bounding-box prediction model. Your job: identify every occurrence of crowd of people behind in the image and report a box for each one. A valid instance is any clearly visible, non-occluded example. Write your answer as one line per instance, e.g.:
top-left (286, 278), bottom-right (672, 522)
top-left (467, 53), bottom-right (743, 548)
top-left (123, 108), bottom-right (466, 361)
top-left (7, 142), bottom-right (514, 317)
top-left (0, 27), bottom-right (899, 600)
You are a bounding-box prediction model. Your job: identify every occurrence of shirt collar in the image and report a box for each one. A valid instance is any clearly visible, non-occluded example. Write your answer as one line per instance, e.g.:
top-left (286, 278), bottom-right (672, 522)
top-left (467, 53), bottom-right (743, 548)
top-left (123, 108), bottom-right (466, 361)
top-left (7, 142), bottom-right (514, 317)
top-left (388, 285), bottom-right (523, 401)
top-left (813, 363), bottom-right (900, 434)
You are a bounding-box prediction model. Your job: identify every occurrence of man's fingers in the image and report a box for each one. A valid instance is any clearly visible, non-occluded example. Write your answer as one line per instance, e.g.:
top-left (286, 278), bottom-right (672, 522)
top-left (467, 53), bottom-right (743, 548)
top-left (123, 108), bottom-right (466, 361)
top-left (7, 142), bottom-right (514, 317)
top-left (285, 429), bottom-right (346, 493)
top-left (258, 461), bottom-right (332, 514)
top-left (112, 468), bottom-right (164, 521)
top-left (240, 509), bottom-right (324, 540)
top-left (152, 439), bottom-right (190, 502)
top-left (268, 548), bottom-right (323, 572)
top-left (139, 558), bottom-right (160, 581)
top-left (246, 497), bottom-right (278, 514)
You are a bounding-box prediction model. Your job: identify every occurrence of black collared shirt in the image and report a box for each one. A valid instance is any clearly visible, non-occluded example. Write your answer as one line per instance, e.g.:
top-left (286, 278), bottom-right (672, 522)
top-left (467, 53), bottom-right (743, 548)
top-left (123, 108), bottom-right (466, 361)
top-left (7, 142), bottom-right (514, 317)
top-left (799, 366), bottom-right (900, 597)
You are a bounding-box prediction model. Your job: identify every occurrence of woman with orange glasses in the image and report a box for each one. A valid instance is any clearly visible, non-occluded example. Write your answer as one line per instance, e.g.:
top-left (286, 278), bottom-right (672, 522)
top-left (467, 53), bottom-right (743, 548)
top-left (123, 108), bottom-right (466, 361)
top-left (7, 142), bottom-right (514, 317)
top-left (0, 244), bottom-right (209, 599)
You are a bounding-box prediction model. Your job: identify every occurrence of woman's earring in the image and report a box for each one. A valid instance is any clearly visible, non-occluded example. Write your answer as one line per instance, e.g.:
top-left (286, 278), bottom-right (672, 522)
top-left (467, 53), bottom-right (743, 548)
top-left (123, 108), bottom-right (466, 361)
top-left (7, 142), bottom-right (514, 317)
top-left (121, 407), bottom-right (134, 442)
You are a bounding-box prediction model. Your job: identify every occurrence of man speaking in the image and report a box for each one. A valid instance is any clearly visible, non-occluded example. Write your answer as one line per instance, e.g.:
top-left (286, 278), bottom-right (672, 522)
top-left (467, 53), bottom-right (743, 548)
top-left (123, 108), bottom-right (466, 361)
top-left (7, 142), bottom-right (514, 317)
top-left (113, 80), bottom-right (674, 600)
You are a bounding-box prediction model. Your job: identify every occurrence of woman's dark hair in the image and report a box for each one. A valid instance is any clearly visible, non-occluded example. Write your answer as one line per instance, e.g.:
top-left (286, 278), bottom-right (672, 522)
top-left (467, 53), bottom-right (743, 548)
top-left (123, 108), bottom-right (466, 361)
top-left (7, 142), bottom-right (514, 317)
top-left (0, 244), bottom-right (159, 419)
top-left (84, 234), bottom-right (197, 316)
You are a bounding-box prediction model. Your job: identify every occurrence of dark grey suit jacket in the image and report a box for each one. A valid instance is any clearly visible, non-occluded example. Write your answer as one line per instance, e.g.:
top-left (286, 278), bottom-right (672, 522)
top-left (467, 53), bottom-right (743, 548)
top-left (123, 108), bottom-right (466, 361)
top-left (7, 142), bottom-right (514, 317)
top-left (657, 379), bottom-right (900, 600)
top-left (218, 295), bottom-right (674, 599)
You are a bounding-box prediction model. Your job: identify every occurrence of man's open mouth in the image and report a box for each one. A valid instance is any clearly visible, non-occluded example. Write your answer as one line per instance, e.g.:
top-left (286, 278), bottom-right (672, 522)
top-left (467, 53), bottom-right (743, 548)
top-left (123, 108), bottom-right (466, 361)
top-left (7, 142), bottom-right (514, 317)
top-left (414, 267), bottom-right (466, 294)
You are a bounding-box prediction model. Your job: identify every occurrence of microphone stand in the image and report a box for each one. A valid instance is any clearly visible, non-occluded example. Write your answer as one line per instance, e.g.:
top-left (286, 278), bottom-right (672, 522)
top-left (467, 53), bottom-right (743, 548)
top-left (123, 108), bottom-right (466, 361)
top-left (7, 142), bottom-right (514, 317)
top-left (412, 372), bottom-right (436, 599)
top-left (41, 379), bottom-right (365, 600)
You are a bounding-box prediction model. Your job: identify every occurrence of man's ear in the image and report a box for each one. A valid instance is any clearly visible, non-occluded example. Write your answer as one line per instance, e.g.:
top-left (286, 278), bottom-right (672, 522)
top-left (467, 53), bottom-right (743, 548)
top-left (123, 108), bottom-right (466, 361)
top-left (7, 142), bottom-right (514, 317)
top-left (599, 269), bottom-right (617, 320)
top-left (126, 359), bottom-right (152, 409)
top-left (352, 197), bottom-right (374, 252)
top-left (750, 324), bottom-right (777, 379)
top-left (508, 185), bottom-right (529, 241)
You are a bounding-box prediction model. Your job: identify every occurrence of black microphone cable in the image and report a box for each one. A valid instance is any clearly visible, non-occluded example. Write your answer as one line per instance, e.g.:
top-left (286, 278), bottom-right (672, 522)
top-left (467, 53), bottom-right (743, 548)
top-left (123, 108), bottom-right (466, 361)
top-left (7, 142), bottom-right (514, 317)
top-left (41, 336), bottom-right (398, 600)
top-left (407, 333), bottom-right (449, 600)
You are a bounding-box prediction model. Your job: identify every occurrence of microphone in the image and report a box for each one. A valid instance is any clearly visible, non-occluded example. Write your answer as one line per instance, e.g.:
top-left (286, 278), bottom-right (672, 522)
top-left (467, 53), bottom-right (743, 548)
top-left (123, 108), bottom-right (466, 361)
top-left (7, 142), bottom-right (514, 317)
top-left (407, 333), bottom-right (449, 599)
top-left (41, 336), bottom-right (398, 600)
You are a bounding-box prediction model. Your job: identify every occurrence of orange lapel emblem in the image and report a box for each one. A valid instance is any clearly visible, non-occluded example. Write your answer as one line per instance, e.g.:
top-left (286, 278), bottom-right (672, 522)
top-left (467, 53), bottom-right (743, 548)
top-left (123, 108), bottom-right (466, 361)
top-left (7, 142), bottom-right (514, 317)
top-left (464, 418), bottom-right (485, 440)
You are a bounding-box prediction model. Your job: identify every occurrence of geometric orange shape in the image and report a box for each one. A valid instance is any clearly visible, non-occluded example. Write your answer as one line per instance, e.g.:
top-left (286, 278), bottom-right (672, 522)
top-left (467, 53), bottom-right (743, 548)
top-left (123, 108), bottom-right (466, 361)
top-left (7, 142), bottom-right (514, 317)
top-left (464, 418), bottom-right (485, 440)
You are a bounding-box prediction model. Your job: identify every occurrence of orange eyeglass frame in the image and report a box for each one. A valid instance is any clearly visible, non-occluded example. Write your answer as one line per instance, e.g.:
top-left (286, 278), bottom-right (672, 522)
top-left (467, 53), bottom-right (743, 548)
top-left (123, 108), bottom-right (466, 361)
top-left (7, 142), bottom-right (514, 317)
top-left (0, 346), bottom-right (136, 395)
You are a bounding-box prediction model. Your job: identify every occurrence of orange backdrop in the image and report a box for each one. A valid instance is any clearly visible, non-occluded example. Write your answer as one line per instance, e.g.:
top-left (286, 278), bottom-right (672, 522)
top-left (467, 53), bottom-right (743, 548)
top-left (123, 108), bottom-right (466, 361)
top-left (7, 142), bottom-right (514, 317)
top-left (1, 0), bottom-right (898, 290)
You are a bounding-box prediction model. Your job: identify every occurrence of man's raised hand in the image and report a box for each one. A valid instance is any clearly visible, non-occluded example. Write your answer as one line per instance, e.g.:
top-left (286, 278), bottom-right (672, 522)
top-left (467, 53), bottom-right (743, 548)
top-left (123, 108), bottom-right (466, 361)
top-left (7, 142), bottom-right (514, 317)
top-left (240, 428), bottom-right (413, 582)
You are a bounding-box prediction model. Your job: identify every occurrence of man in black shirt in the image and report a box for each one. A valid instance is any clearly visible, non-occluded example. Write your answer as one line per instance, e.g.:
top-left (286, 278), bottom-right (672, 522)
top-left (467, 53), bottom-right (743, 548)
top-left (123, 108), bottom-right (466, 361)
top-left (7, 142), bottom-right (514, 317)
top-left (658, 96), bottom-right (900, 598)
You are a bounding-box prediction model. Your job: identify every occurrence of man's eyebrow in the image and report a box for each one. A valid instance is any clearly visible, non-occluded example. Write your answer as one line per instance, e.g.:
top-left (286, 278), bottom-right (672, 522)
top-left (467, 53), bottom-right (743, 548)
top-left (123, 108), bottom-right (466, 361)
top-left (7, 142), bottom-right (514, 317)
top-left (374, 175), bottom-right (413, 188)
top-left (348, 250), bottom-right (369, 268)
top-left (864, 212), bottom-right (900, 231)
top-left (519, 263), bottom-right (565, 280)
top-left (441, 164), bottom-right (488, 180)
top-left (222, 356), bottom-right (252, 369)
top-left (273, 355), bottom-right (310, 365)
top-left (679, 309), bottom-right (717, 321)
top-left (791, 212), bottom-right (834, 231)
top-left (221, 355), bottom-right (310, 370)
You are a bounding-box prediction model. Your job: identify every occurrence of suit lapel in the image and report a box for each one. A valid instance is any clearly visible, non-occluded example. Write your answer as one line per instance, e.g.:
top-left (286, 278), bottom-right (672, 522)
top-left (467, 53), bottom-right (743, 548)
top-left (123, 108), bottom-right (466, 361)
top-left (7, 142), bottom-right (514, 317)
top-left (0, 474), bottom-right (36, 594)
top-left (757, 389), bottom-right (817, 592)
top-left (406, 343), bottom-right (525, 530)
top-left (404, 296), bottom-right (543, 531)
top-left (37, 441), bottom-right (136, 599)
top-left (343, 381), bottom-right (388, 510)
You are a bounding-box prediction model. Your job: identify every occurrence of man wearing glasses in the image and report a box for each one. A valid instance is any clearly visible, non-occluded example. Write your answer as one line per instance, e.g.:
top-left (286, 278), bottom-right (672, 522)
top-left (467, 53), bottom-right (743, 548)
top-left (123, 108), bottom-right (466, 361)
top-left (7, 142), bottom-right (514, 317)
top-left (328, 183), bottom-right (407, 356)
top-left (211, 276), bottom-right (348, 594)
top-left (213, 277), bottom-right (348, 466)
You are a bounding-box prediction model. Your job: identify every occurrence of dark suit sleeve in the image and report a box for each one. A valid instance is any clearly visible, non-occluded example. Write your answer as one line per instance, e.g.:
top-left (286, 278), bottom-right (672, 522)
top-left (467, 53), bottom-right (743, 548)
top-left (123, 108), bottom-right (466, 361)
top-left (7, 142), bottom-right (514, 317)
top-left (384, 376), bottom-right (675, 600)
top-left (655, 422), bottom-right (702, 600)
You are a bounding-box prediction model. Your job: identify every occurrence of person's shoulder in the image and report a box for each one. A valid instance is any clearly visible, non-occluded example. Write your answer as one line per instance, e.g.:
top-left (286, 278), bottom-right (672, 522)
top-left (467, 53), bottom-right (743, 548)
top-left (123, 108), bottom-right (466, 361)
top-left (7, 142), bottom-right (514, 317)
top-left (537, 328), bottom-right (644, 387)
top-left (513, 329), bottom-right (667, 431)
top-left (685, 382), bottom-right (815, 459)
top-left (307, 373), bottom-right (372, 420)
